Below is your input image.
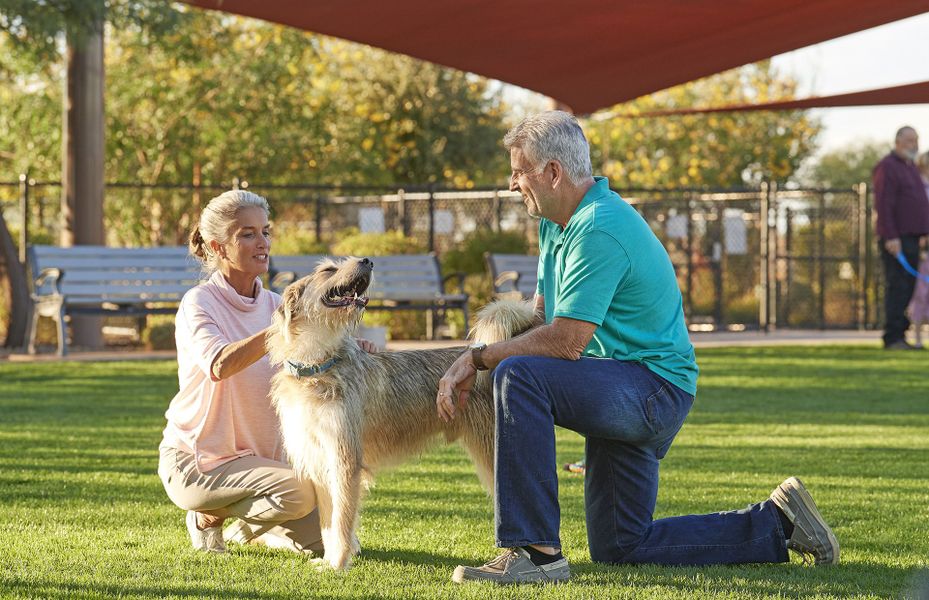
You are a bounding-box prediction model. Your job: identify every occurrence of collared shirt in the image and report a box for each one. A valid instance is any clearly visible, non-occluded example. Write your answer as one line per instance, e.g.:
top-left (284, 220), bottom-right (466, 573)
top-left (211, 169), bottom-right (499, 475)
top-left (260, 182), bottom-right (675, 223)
top-left (536, 177), bottom-right (698, 395)
top-left (872, 152), bottom-right (929, 239)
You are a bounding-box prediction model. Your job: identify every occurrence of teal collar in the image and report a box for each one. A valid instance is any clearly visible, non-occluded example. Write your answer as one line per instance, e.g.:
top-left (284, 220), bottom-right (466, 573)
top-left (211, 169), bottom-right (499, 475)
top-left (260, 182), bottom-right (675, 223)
top-left (285, 357), bottom-right (340, 379)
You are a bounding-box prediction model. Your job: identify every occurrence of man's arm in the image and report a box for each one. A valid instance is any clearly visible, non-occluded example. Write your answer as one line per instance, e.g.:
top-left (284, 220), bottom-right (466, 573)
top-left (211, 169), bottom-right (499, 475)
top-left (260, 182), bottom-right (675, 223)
top-left (873, 161), bottom-right (901, 251)
top-left (436, 315), bottom-right (596, 422)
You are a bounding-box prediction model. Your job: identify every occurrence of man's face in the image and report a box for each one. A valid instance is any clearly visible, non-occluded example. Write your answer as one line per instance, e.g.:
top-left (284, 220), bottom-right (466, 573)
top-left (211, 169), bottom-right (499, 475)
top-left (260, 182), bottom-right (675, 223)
top-left (509, 147), bottom-right (551, 219)
top-left (896, 128), bottom-right (919, 161)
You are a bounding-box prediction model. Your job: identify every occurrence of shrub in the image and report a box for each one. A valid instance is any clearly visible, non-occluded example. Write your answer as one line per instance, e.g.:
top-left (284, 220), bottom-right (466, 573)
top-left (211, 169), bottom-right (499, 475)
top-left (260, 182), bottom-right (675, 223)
top-left (271, 223), bottom-right (328, 255)
top-left (330, 230), bottom-right (426, 257)
top-left (142, 315), bottom-right (176, 350)
top-left (443, 230), bottom-right (529, 275)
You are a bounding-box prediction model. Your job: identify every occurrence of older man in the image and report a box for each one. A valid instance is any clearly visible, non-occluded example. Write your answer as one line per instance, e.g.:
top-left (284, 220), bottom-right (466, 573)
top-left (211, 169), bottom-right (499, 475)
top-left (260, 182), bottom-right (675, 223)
top-left (437, 111), bottom-right (839, 585)
top-left (873, 126), bottom-right (929, 350)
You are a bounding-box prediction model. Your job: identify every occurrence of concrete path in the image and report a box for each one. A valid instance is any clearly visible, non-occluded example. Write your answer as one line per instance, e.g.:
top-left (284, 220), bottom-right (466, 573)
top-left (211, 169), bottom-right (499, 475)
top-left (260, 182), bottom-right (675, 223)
top-left (2, 329), bottom-right (885, 363)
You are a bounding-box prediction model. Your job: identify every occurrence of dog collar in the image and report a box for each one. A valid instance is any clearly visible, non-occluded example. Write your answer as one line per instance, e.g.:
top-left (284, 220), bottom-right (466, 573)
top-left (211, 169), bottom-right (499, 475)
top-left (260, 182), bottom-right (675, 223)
top-left (285, 357), bottom-right (340, 379)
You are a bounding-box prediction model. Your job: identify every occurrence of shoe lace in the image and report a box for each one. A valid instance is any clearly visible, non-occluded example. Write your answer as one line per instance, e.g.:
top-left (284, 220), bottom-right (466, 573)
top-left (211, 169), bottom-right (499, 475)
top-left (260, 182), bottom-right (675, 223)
top-left (484, 549), bottom-right (518, 571)
top-left (787, 540), bottom-right (816, 566)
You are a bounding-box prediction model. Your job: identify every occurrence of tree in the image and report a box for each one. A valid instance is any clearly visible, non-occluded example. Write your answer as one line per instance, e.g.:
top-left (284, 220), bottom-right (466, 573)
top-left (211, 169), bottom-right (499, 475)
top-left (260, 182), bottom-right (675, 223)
top-left (800, 141), bottom-right (887, 188)
top-left (586, 62), bottom-right (821, 188)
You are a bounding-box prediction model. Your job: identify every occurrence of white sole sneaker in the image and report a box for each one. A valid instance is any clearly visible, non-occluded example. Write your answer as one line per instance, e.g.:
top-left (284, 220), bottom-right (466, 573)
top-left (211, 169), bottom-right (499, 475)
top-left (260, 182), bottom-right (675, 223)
top-left (186, 511), bottom-right (226, 553)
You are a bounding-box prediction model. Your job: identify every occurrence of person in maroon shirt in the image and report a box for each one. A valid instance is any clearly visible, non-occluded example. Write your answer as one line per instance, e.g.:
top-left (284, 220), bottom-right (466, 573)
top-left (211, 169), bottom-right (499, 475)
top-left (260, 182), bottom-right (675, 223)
top-left (872, 126), bottom-right (929, 349)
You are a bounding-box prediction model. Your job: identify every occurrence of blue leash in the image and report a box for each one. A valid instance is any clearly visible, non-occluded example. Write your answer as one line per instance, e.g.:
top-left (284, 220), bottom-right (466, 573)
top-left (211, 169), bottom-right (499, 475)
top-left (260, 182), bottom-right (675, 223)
top-left (896, 252), bottom-right (929, 283)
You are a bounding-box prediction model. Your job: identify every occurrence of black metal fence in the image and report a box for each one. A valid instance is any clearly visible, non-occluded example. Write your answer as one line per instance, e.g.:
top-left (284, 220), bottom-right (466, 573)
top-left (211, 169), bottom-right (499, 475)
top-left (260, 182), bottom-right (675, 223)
top-left (0, 177), bottom-right (881, 331)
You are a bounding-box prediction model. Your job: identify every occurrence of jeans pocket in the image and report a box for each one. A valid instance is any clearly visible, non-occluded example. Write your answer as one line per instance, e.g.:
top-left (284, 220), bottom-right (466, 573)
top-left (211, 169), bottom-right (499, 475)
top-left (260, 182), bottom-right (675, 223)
top-left (644, 384), bottom-right (677, 436)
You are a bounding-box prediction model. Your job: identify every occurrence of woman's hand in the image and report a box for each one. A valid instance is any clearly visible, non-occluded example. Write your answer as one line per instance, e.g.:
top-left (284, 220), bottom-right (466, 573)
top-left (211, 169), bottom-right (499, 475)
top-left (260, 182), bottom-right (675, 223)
top-left (436, 351), bottom-right (477, 422)
top-left (356, 338), bottom-right (378, 353)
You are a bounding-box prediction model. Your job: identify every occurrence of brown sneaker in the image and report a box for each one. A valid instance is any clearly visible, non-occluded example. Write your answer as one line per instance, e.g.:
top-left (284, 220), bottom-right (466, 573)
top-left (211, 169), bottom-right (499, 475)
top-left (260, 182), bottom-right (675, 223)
top-left (452, 548), bottom-right (570, 584)
top-left (769, 477), bottom-right (839, 565)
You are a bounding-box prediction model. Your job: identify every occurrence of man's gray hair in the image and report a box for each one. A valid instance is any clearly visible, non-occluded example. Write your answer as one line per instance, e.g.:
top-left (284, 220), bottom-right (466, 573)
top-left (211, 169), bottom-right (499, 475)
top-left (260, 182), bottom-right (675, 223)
top-left (503, 111), bottom-right (593, 185)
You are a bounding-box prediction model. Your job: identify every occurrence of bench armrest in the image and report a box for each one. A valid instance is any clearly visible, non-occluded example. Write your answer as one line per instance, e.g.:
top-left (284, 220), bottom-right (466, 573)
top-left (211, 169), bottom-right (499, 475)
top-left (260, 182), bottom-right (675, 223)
top-left (271, 270), bottom-right (297, 291)
top-left (442, 271), bottom-right (467, 293)
top-left (34, 267), bottom-right (63, 296)
top-left (493, 270), bottom-right (521, 293)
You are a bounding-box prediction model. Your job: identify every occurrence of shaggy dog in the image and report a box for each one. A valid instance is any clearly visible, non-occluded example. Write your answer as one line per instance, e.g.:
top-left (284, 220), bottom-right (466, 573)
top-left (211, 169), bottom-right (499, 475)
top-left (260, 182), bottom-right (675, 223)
top-left (267, 256), bottom-right (534, 570)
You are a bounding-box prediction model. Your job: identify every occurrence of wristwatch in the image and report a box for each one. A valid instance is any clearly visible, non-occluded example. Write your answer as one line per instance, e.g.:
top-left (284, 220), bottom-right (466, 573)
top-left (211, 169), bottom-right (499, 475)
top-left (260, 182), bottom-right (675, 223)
top-left (469, 342), bottom-right (489, 371)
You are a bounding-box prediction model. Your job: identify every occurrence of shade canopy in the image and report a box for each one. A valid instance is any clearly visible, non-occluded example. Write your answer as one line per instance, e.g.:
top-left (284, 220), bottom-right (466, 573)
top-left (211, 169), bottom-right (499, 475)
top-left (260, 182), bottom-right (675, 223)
top-left (611, 80), bottom-right (929, 118)
top-left (183, 0), bottom-right (928, 114)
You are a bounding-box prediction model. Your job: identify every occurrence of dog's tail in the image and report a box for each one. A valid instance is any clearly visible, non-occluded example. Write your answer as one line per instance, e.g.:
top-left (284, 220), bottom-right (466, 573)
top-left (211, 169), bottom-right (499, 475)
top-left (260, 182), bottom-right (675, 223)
top-left (468, 299), bottom-right (536, 344)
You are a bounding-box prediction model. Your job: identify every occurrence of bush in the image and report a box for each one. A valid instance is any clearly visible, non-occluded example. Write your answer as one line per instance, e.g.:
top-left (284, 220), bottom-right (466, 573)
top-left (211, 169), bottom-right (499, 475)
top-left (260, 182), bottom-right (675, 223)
top-left (271, 223), bottom-right (329, 255)
top-left (443, 230), bottom-right (529, 275)
top-left (142, 315), bottom-right (176, 350)
top-left (330, 230), bottom-right (426, 257)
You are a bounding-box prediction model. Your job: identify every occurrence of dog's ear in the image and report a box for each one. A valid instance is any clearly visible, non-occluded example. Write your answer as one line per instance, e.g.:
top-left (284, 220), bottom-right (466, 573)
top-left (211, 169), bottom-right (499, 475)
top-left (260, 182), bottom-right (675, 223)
top-left (278, 280), bottom-right (305, 342)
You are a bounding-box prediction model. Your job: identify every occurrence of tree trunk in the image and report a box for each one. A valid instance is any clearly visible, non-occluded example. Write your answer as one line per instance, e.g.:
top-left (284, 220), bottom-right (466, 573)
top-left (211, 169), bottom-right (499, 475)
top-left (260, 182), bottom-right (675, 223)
top-left (0, 209), bottom-right (29, 349)
top-left (61, 23), bottom-right (105, 349)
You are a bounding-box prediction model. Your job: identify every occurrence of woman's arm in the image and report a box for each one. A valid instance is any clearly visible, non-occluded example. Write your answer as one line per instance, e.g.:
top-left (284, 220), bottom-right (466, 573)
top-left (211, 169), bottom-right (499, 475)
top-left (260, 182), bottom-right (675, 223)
top-left (210, 325), bottom-right (274, 381)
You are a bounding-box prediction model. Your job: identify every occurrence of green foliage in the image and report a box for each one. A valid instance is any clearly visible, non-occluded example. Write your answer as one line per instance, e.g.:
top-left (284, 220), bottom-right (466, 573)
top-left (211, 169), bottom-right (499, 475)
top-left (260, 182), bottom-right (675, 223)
top-left (2, 347), bottom-right (928, 597)
top-left (802, 142), bottom-right (887, 188)
top-left (330, 230), bottom-right (426, 257)
top-left (270, 224), bottom-right (328, 255)
top-left (141, 314), bottom-right (174, 350)
top-left (588, 62), bottom-right (821, 187)
top-left (442, 230), bottom-right (529, 275)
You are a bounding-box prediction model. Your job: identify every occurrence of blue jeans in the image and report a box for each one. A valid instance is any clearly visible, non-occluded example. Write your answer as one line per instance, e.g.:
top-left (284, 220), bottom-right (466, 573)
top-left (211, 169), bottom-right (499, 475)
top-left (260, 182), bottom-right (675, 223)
top-left (493, 355), bottom-right (789, 565)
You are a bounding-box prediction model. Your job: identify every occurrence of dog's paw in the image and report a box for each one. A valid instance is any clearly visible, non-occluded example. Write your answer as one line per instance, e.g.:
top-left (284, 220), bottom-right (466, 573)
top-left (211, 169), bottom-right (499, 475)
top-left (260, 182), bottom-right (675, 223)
top-left (315, 552), bottom-right (352, 571)
top-left (351, 534), bottom-right (362, 556)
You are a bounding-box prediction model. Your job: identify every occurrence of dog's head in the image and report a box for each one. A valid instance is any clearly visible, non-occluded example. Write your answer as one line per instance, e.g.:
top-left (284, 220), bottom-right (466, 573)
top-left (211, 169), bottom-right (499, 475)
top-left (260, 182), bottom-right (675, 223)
top-left (270, 257), bottom-right (373, 360)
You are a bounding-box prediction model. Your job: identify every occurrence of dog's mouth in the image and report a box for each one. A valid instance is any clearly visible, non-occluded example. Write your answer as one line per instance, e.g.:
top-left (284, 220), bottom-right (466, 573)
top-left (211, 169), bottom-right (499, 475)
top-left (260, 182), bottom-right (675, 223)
top-left (322, 274), bottom-right (370, 308)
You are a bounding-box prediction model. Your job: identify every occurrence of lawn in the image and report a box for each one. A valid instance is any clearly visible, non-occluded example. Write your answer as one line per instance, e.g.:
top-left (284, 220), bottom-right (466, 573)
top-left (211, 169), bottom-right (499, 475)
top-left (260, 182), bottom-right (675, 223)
top-left (1, 346), bottom-right (927, 599)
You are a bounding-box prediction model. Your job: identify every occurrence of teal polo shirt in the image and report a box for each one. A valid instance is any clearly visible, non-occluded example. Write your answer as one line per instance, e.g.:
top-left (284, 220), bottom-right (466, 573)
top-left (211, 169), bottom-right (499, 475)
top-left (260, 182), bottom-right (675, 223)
top-left (537, 177), bottom-right (698, 395)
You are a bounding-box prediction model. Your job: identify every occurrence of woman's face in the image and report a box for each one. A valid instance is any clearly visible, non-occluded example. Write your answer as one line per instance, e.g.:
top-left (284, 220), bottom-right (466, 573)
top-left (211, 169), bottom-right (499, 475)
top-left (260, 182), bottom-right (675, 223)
top-left (220, 206), bottom-right (271, 281)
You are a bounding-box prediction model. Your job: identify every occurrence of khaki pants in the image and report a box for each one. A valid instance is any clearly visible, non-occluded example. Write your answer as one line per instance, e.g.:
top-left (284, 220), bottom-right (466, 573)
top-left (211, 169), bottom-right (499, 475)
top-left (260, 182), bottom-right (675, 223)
top-left (158, 446), bottom-right (323, 553)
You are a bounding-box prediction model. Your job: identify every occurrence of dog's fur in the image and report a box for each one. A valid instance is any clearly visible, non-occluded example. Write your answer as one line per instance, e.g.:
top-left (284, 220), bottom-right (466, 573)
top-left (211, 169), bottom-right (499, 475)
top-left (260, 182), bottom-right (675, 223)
top-left (267, 256), bottom-right (534, 570)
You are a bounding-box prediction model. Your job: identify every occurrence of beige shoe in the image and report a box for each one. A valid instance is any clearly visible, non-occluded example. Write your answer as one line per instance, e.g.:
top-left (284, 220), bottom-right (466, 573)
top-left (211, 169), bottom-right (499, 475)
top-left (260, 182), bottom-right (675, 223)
top-left (769, 477), bottom-right (839, 565)
top-left (452, 548), bottom-right (570, 585)
top-left (186, 511), bottom-right (226, 553)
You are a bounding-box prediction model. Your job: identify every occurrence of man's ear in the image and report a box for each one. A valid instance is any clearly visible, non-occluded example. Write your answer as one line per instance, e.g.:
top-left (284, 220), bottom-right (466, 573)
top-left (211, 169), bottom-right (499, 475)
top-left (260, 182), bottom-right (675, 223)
top-left (548, 160), bottom-right (565, 189)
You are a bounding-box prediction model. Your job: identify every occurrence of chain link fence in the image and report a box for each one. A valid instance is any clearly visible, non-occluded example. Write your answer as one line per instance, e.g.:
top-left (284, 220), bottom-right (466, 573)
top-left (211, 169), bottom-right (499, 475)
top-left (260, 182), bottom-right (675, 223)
top-left (0, 178), bottom-right (884, 331)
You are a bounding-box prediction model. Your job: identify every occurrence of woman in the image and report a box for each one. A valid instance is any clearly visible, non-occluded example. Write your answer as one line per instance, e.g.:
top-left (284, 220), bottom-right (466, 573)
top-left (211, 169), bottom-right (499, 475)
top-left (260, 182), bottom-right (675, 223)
top-left (158, 190), bottom-right (374, 554)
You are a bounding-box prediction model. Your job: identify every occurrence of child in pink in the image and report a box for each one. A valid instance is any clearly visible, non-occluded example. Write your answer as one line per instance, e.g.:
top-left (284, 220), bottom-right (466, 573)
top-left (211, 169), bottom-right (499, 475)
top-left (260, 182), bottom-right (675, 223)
top-left (907, 253), bottom-right (929, 348)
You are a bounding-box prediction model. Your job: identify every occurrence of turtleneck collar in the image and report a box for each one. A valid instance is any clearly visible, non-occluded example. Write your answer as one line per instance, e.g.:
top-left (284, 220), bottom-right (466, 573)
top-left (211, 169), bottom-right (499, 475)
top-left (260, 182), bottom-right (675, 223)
top-left (208, 270), bottom-right (264, 312)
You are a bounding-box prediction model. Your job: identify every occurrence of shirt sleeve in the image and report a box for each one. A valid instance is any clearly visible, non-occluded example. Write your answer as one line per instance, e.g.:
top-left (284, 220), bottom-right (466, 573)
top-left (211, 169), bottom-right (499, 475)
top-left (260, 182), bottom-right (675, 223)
top-left (873, 161), bottom-right (899, 240)
top-left (177, 296), bottom-right (228, 380)
top-left (552, 230), bottom-right (630, 326)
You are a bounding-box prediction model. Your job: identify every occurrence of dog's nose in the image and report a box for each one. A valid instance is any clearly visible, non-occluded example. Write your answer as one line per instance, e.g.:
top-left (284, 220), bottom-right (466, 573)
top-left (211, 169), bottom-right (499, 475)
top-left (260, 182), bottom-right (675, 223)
top-left (361, 257), bottom-right (373, 268)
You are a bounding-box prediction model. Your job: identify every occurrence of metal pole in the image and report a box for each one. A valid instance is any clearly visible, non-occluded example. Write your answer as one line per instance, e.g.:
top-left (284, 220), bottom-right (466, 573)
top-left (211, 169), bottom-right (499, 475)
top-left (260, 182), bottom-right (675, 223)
top-left (856, 182), bottom-right (869, 330)
top-left (18, 172), bottom-right (28, 265)
top-left (685, 196), bottom-right (694, 320)
top-left (314, 195), bottom-right (323, 242)
top-left (398, 189), bottom-right (408, 237)
top-left (427, 184), bottom-right (435, 252)
top-left (714, 203), bottom-right (725, 329)
top-left (818, 193), bottom-right (827, 329)
top-left (759, 182), bottom-right (769, 332)
top-left (492, 190), bottom-right (501, 233)
top-left (768, 181), bottom-right (778, 330)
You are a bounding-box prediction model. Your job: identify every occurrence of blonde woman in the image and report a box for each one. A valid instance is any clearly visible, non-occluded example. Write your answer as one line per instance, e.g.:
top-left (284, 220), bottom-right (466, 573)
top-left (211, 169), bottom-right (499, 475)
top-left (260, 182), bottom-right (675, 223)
top-left (158, 190), bottom-right (373, 554)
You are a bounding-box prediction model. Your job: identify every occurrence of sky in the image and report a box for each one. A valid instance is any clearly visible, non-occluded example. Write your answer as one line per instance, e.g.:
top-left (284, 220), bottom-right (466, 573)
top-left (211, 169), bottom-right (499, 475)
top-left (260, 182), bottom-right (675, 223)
top-left (770, 12), bottom-right (929, 155)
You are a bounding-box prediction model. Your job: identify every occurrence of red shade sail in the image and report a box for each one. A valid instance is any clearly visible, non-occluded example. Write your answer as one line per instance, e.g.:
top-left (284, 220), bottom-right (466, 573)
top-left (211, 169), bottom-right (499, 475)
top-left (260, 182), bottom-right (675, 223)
top-left (182, 0), bottom-right (928, 114)
top-left (612, 80), bottom-right (929, 118)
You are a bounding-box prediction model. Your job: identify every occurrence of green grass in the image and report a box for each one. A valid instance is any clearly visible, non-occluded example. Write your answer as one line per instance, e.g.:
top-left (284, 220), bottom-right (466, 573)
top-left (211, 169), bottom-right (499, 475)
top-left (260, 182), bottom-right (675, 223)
top-left (1, 346), bottom-right (927, 599)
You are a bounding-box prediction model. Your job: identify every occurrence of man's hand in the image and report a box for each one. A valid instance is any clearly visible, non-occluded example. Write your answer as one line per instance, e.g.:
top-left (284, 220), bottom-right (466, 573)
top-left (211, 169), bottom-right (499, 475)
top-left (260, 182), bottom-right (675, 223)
top-left (356, 338), bottom-right (378, 353)
top-left (884, 238), bottom-right (902, 256)
top-left (436, 351), bottom-right (477, 422)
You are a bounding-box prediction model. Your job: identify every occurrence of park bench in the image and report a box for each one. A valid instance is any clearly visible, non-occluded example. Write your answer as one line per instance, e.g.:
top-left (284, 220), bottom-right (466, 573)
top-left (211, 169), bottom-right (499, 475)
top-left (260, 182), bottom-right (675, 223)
top-left (270, 253), bottom-right (468, 339)
top-left (484, 253), bottom-right (539, 300)
top-left (26, 245), bottom-right (202, 356)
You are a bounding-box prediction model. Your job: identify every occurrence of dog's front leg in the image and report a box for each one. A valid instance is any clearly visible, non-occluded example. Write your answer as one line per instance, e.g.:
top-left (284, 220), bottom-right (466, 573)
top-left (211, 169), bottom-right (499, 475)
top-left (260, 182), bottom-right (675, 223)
top-left (322, 451), bottom-right (362, 571)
